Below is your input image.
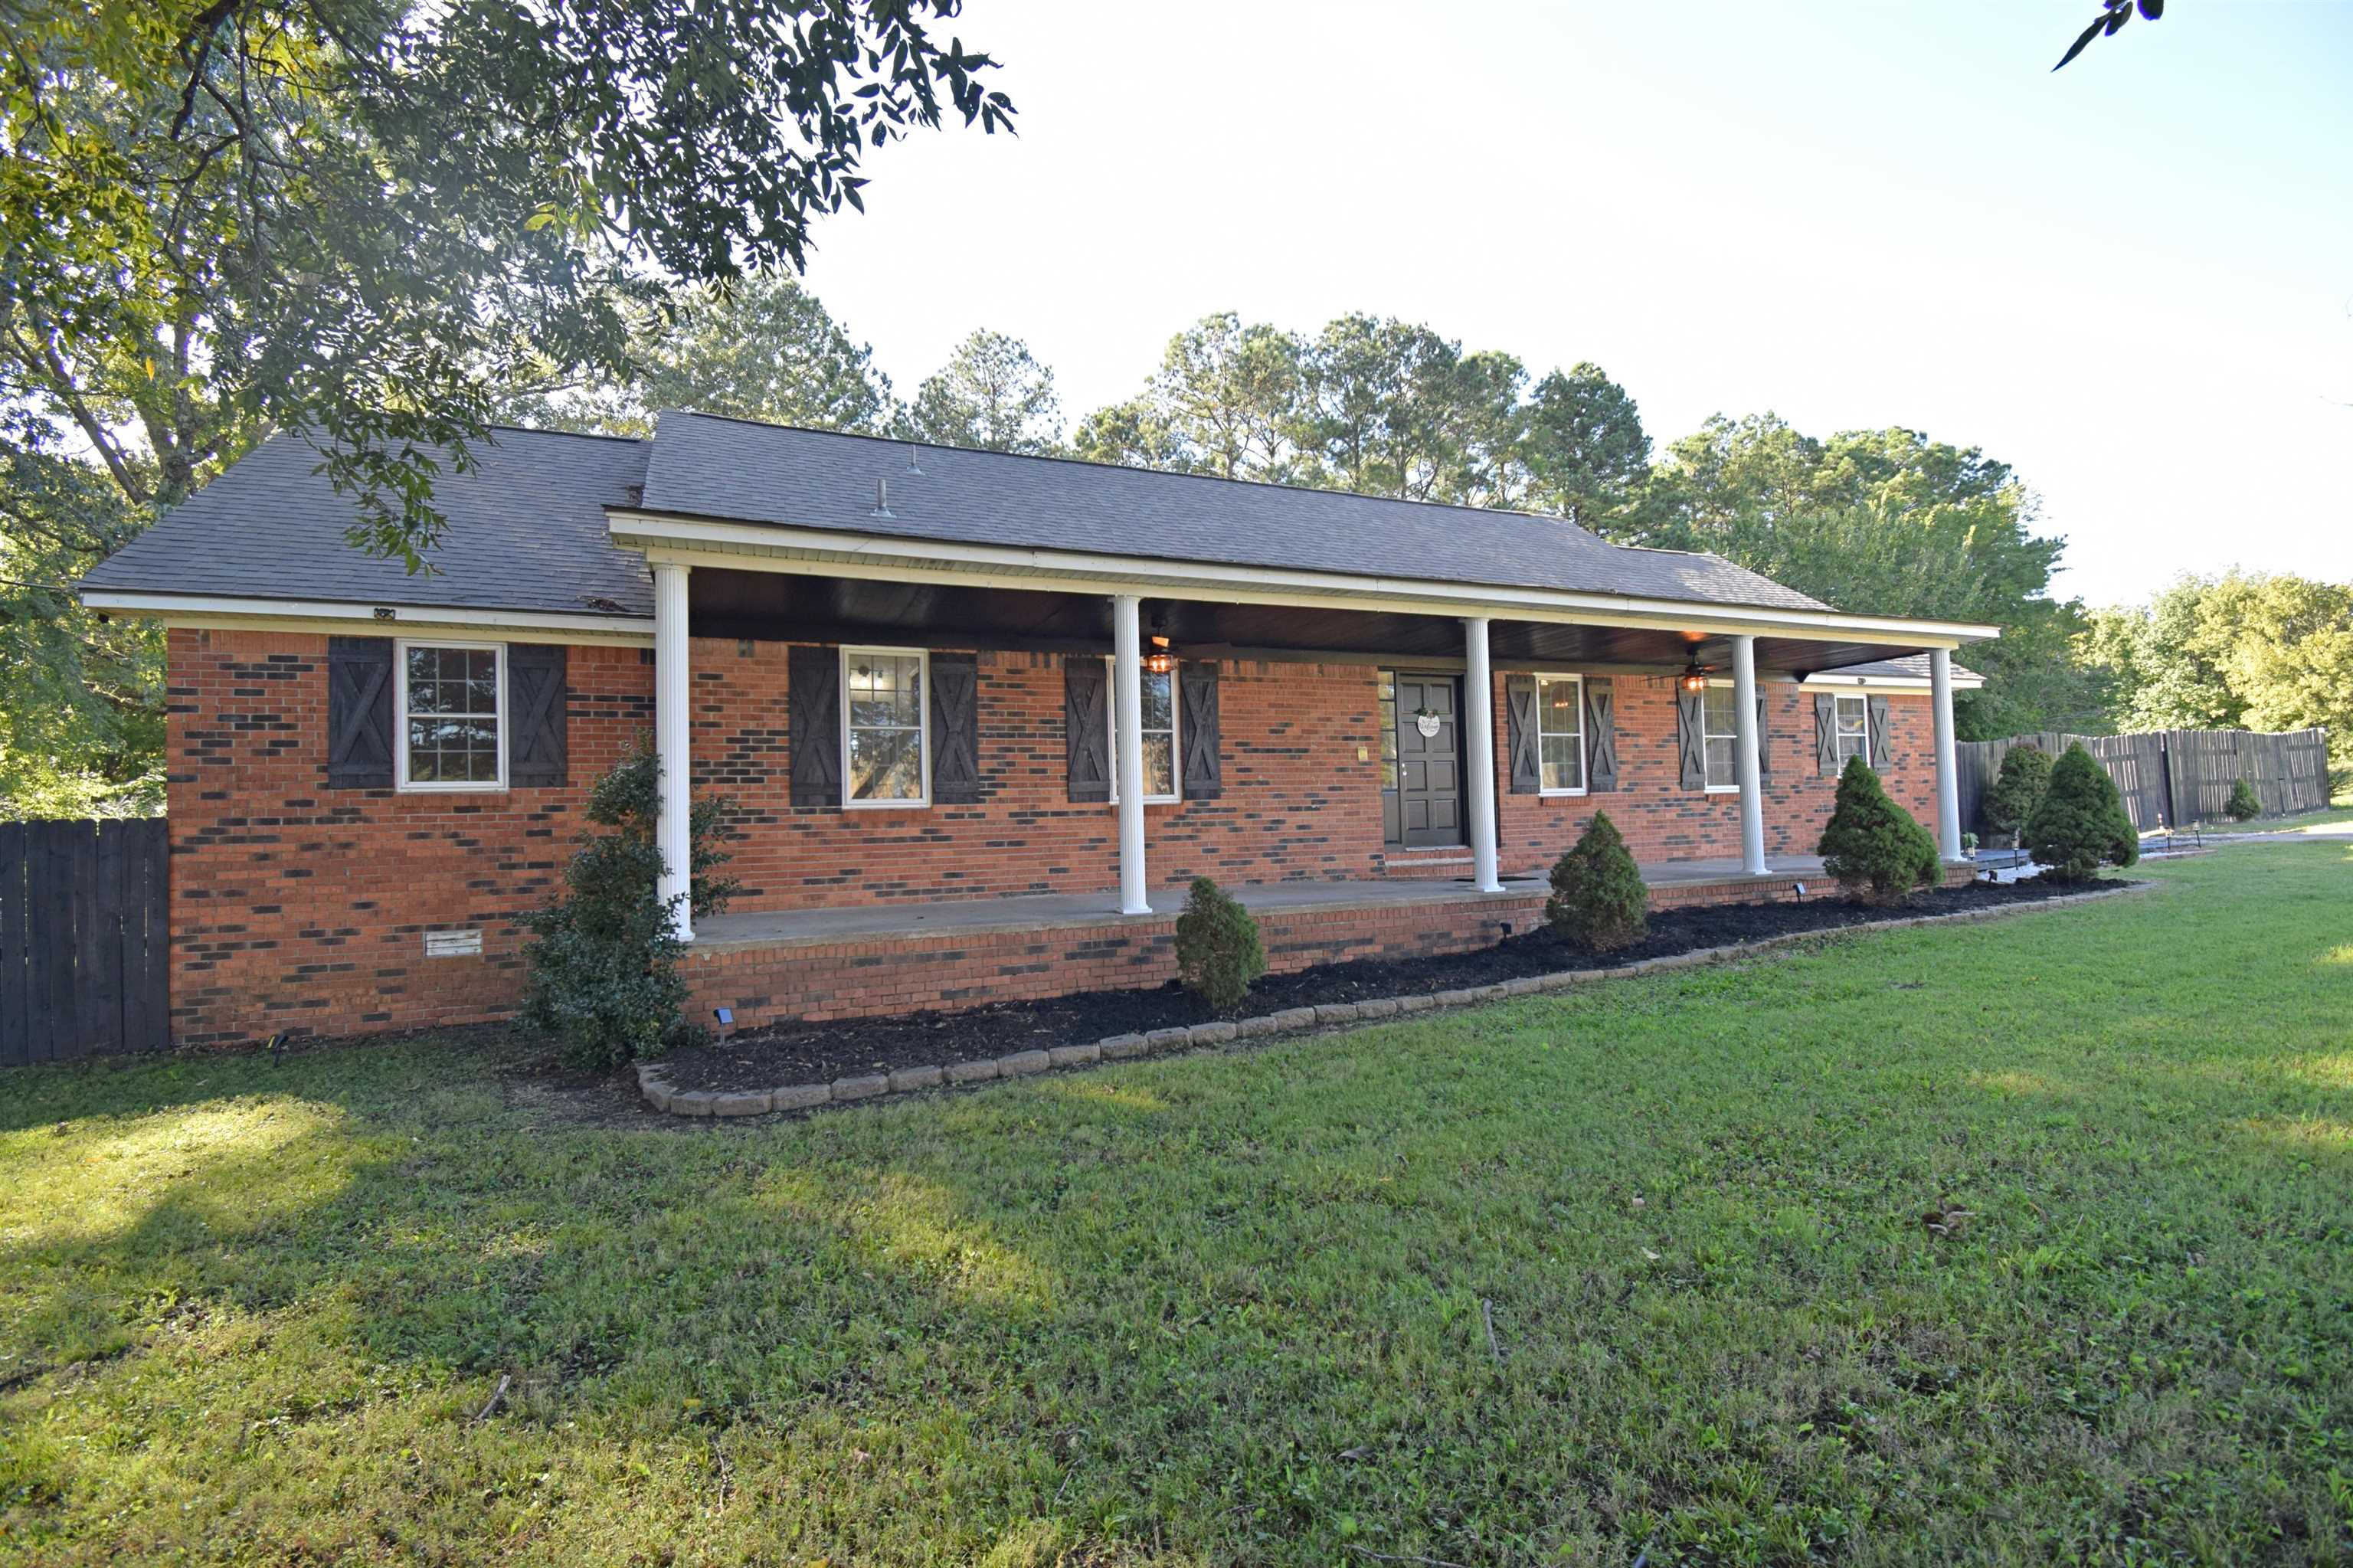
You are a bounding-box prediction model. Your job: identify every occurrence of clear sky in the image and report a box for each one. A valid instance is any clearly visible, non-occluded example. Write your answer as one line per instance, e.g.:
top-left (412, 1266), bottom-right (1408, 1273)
top-left (799, 0), bottom-right (2353, 609)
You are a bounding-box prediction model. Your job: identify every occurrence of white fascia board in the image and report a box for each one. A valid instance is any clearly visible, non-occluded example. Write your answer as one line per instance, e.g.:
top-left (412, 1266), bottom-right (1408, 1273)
top-left (1799, 673), bottom-right (1985, 692)
top-left (78, 590), bottom-right (655, 645)
top-left (605, 510), bottom-right (2002, 650)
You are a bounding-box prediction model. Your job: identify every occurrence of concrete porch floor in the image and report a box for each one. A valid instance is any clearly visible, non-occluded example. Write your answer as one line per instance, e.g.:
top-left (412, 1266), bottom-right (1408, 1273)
top-left (690, 855), bottom-right (1836, 954)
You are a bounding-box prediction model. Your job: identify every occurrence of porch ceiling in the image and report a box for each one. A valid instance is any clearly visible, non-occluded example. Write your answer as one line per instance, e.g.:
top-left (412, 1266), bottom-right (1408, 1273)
top-left (688, 568), bottom-right (1952, 678)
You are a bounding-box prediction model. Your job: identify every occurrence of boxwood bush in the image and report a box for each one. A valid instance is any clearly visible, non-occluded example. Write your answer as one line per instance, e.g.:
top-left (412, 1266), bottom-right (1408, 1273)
top-left (1546, 810), bottom-right (1649, 952)
top-left (1818, 754), bottom-right (1941, 905)
top-left (1175, 876), bottom-right (1266, 1014)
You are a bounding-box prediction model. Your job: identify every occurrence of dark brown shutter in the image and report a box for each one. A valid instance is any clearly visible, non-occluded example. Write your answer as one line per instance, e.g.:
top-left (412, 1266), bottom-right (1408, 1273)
top-left (1178, 661), bottom-right (1222, 800)
top-left (1868, 696), bottom-right (1893, 771)
top-left (1584, 676), bottom-right (1618, 792)
top-left (1504, 675), bottom-right (1540, 794)
top-left (506, 643), bottom-right (568, 787)
top-left (788, 644), bottom-right (841, 807)
top-left (1754, 692), bottom-right (1771, 784)
top-left (1815, 693), bottom-right (1838, 777)
top-left (326, 636), bottom-right (394, 789)
top-left (1064, 656), bottom-right (1110, 803)
top-left (1676, 687), bottom-right (1707, 791)
top-left (928, 653), bottom-right (980, 804)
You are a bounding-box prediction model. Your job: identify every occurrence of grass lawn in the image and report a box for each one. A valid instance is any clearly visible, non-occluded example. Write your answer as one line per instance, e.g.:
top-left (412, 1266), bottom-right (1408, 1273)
top-left (5, 846), bottom-right (2351, 1566)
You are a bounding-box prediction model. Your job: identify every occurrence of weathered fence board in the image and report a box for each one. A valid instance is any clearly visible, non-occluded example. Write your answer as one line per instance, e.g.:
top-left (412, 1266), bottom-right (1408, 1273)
top-left (0, 818), bottom-right (170, 1068)
top-left (1957, 726), bottom-right (2331, 836)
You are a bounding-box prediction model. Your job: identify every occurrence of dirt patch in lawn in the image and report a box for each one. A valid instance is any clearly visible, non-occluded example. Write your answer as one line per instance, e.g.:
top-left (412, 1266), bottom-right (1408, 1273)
top-left (655, 876), bottom-right (2118, 1095)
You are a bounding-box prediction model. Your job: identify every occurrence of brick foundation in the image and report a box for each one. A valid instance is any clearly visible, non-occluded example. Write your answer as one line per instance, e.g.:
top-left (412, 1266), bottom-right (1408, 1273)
top-left (163, 628), bottom-right (1953, 1043)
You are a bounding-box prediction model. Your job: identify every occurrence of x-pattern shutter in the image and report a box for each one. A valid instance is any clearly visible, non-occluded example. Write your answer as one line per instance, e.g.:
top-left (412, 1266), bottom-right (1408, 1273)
top-left (1676, 688), bottom-right (1707, 791)
top-left (506, 643), bottom-right (568, 787)
top-left (788, 645), bottom-right (841, 807)
top-left (1504, 675), bottom-right (1540, 795)
top-left (929, 653), bottom-right (980, 803)
top-left (1868, 696), bottom-right (1893, 772)
top-left (1584, 677), bottom-right (1617, 792)
top-left (1065, 657), bottom-right (1110, 803)
top-left (1814, 693), bottom-right (1838, 777)
top-left (326, 636), bottom-right (394, 789)
top-left (1178, 662), bottom-right (1222, 799)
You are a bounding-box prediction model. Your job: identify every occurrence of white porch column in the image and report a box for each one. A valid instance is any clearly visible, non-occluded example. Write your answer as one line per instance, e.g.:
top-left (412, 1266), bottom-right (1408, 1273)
top-left (1732, 633), bottom-right (1769, 877)
top-left (1111, 594), bottom-right (1150, 915)
top-left (1461, 616), bottom-right (1504, 893)
top-left (653, 561), bottom-right (694, 942)
top-left (1931, 647), bottom-right (1963, 862)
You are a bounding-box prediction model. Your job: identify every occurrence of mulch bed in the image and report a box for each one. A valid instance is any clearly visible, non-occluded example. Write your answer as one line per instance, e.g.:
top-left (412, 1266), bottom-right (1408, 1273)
top-left (655, 875), bottom-right (2114, 1095)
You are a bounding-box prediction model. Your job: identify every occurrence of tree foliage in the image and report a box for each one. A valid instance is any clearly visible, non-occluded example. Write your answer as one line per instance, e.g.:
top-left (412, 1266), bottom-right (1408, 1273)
top-left (1545, 810), bottom-right (1649, 952)
top-left (1817, 755), bottom-right (1942, 905)
top-left (906, 329), bottom-right (1063, 454)
top-left (2024, 742), bottom-right (2139, 883)
top-left (1979, 742), bottom-right (2052, 849)
top-left (520, 741), bottom-right (737, 1069)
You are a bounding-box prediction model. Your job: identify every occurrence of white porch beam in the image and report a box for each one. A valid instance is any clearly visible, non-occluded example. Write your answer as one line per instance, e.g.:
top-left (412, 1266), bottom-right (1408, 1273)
top-left (1732, 633), bottom-right (1769, 877)
top-left (1931, 647), bottom-right (1963, 862)
top-left (653, 561), bottom-right (694, 942)
top-left (1112, 594), bottom-right (1150, 915)
top-left (1461, 617), bottom-right (1504, 893)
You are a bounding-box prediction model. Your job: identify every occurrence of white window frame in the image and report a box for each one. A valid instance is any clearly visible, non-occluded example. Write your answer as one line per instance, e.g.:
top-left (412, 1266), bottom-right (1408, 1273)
top-left (839, 645), bottom-right (931, 810)
top-left (394, 637), bottom-right (507, 794)
top-left (1834, 692), bottom-right (1872, 770)
top-left (1533, 672), bottom-right (1588, 797)
top-left (1102, 654), bottom-right (1181, 807)
top-left (1702, 679), bottom-right (1742, 794)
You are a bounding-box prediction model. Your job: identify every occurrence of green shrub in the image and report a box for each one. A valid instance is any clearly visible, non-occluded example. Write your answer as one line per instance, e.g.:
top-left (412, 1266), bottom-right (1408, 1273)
top-left (1980, 742), bottom-right (2052, 848)
top-left (1817, 753), bottom-right (1942, 905)
top-left (1174, 876), bottom-right (1265, 1014)
top-left (2227, 777), bottom-right (2261, 821)
top-left (521, 740), bottom-right (738, 1069)
top-left (1546, 810), bottom-right (1649, 951)
top-left (2023, 741), bottom-right (2139, 883)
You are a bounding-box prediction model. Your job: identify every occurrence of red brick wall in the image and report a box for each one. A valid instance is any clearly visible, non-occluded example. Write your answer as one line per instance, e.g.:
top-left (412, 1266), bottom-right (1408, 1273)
top-left (1484, 677), bottom-right (1939, 876)
top-left (162, 629), bottom-right (1944, 1043)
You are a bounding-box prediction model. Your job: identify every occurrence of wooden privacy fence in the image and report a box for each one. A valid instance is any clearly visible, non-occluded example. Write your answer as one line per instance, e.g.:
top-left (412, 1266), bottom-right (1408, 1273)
top-left (0, 819), bottom-right (170, 1068)
top-left (1955, 727), bottom-right (2332, 836)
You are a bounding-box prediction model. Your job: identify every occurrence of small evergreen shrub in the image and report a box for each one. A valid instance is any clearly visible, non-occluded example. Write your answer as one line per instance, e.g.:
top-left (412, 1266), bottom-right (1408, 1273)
top-left (1174, 876), bottom-right (1265, 1014)
top-left (1817, 753), bottom-right (1942, 905)
top-left (2227, 777), bottom-right (2261, 821)
top-left (2022, 741), bottom-right (2139, 883)
top-left (522, 741), bottom-right (738, 1069)
top-left (1980, 742), bottom-right (2052, 848)
top-left (1546, 810), bottom-right (1649, 952)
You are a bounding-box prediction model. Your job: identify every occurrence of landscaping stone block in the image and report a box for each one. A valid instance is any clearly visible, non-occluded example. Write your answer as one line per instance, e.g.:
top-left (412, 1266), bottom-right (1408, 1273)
top-left (1266, 1007), bottom-right (1317, 1033)
top-left (1396, 993), bottom-right (1437, 1013)
top-left (1049, 1043), bottom-right (1101, 1068)
top-left (1000, 1049), bottom-right (1052, 1075)
top-left (1144, 1026), bottom-right (1193, 1052)
top-left (710, 1090), bottom-right (771, 1118)
top-left (1356, 997), bottom-right (1402, 1018)
top-left (771, 1082), bottom-right (833, 1111)
top-left (832, 1072), bottom-right (889, 1101)
top-left (1500, 977), bottom-right (1544, 996)
top-left (944, 1058), bottom-right (1000, 1085)
top-left (1098, 1033), bottom-right (1149, 1059)
top-left (1434, 987), bottom-right (1483, 1008)
top-left (1235, 1014), bottom-right (1283, 1038)
top-left (1190, 1020), bottom-right (1239, 1045)
top-left (1314, 1002), bottom-right (1363, 1025)
top-left (889, 1064), bottom-right (945, 1092)
top-left (641, 1078), bottom-right (676, 1112)
top-left (672, 1089), bottom-right (717, 1118)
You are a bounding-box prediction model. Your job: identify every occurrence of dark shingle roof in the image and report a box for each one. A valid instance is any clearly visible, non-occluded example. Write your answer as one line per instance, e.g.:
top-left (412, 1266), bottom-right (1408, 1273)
top-left (637, 412), bottom-right (1831, 614)
top-left (1817, 654), bottom-right (1984, 683)
top-left (80, 428), bottom-right (656, 618)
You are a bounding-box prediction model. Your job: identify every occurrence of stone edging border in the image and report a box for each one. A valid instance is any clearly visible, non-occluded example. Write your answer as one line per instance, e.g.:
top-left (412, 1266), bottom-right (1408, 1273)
top-left (637, 879), bottom-right (2162, 1118)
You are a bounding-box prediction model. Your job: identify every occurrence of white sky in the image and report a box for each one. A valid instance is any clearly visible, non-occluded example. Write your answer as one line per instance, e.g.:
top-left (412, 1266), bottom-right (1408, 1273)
top-left (800, 0), bottom-right (2353, 609)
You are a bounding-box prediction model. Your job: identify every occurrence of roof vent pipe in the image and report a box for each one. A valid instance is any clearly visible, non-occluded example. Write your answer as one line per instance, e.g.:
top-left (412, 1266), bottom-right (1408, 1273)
top-left (905, 444), bottom-right (925, 475)
top-left (871, 476), bottom-right (894, 519)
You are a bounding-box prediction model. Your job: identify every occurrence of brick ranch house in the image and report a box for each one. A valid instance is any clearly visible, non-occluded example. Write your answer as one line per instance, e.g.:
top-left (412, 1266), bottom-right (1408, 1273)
top-left (81, 414), bottom-right (1996, 1045)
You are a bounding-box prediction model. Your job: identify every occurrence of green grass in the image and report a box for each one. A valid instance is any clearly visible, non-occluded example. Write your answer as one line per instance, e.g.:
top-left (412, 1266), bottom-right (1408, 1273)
top-left (5, 847), bottom-right (2351, 1566)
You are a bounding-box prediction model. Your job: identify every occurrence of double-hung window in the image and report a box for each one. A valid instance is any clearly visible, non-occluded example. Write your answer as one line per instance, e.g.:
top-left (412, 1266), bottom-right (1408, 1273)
top-left (1834, 693), bottom-right (1871, 768)
top-left (1702, 683), bottom-right (1741, 791)
top-left (1104, 657), bottom-right (1179, 804)
top-left (843, 647), bottom-right (928, 807)
top-left (1536, 674), bottom-right (1586, 794)
top-left (397, 640), bottom-right (505, 791)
